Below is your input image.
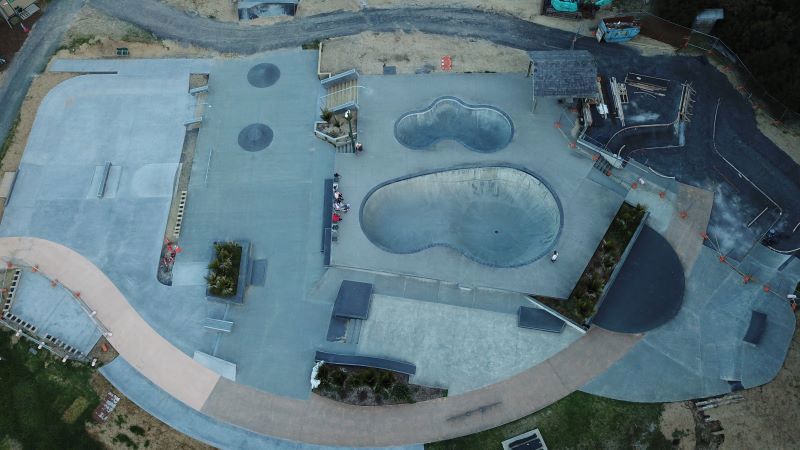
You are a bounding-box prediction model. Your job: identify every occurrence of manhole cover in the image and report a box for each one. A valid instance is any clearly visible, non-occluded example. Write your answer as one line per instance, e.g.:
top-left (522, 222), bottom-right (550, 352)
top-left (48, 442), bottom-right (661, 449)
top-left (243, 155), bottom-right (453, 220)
top-left (247, 63), bottom-right (280, 88)
top-left (238, 123), bottom-right (273, 151)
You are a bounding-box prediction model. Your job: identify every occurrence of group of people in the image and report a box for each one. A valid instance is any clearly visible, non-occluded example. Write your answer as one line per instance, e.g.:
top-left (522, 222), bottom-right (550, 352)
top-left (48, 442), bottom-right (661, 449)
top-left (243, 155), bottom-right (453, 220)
top-left (331, 173), bottom-right (351, 223)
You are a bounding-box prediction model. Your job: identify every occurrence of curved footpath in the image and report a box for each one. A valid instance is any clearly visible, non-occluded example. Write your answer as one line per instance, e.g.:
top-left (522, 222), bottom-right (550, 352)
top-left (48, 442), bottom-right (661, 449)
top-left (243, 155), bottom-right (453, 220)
top-left (0, 236), bottom-right (640, 446)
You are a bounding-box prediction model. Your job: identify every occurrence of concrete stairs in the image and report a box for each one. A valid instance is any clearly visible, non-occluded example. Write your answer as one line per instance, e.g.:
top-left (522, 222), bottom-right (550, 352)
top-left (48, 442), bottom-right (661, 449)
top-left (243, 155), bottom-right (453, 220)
top-left (319, 69), bottom-right (359, 113)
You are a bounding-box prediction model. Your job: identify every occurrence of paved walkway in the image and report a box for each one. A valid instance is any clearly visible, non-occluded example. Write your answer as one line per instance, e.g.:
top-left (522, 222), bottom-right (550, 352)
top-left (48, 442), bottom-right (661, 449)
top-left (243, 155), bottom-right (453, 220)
top-left (0, 236), bottom-right (220, 410)
top-left (89, 0), bottom-right (584, 54)
top-left (0, 236), bottom-right (639, 446)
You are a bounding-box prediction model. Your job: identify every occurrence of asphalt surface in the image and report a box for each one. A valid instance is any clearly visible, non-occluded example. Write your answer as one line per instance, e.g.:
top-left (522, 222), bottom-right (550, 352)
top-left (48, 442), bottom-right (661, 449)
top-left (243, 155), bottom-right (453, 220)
top-left (592, 225), bottom-right (685, 333)
top-left (0, 0), bottom-right (84, 158)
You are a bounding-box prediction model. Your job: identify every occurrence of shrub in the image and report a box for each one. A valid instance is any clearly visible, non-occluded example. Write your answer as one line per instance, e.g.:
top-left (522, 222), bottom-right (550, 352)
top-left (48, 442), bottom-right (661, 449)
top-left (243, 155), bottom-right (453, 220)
top-left (320, 108), bottom-right (333, 122)
top-left (390, 383), bottom-right (413, 402)
top-left (206, 241), bottom-right (242, 297)
top-left (129, 425), bottom-right (145, 436)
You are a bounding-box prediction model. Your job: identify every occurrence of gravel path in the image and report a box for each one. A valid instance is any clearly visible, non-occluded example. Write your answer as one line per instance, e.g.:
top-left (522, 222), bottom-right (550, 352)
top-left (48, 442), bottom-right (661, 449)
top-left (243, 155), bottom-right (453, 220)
top-left (89, 0), bottom-right (577, 54)
top-left (0, 0), bottom-right (84, 152)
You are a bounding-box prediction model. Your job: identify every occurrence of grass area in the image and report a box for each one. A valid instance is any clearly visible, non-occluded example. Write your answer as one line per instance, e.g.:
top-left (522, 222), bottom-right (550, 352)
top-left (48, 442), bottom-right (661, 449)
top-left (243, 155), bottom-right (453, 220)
top-left (539, 202), bottom-right (646, 325)
top-left (61, 34), bottom-right (97, 51)
top-left (0, 329), bottom-right (102, 449)
top-left (121, 28), bottom-right (159, 44)
top-left (0, 113), bottom-right (20, 164)
top-left (427, 391), bottom-right (670, 450)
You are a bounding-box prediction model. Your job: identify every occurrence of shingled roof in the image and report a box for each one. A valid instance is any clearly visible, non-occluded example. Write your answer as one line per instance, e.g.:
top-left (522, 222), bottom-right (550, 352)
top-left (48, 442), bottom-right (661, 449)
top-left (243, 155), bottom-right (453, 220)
top-left (528, 50), bottom-right (598, 99)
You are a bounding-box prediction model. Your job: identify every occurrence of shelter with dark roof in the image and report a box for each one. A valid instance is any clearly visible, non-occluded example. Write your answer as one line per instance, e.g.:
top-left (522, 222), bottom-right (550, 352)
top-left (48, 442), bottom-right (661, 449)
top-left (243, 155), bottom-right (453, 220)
top-left (527, 50), bottom-right (599, 110)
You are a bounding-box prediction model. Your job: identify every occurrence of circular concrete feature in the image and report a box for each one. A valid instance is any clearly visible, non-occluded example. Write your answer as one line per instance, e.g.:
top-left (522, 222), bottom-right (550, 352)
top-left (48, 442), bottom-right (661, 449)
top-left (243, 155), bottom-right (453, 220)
top-left (238, 123), bottom-right (273, 152)
top-left (247, 63), bottom-right (280, 88)
top-left (394, 96), bottom-right (513, 153)
top-left (360, 165), bottom-right (562, 267)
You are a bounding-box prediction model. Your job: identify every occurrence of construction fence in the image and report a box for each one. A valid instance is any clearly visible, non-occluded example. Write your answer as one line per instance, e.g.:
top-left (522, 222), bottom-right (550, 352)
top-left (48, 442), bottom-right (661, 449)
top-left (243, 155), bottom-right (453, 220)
top-left (630, 12), bottom-right (800, 127)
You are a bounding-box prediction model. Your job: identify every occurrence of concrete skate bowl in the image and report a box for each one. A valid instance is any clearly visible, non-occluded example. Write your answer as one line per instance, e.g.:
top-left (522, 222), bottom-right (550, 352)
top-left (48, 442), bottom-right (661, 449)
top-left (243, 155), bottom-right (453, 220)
top-left (360, 165), bottom-right (562, 268)
top-left (394, 97), bottom-right (514, 153)
top-left (238, 123), bottom-right (273, 151)
top-left (247, 63), bottom-right (280, 88)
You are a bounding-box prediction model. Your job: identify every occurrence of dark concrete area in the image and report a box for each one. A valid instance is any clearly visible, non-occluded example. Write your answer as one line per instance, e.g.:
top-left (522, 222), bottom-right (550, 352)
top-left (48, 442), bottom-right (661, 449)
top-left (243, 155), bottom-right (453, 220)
top-left (238, 123), bottom-right (273, 151)
top-left (592, 226), bottom-right (685, 333)
top-left (246, 62), bottom-right (281, 87)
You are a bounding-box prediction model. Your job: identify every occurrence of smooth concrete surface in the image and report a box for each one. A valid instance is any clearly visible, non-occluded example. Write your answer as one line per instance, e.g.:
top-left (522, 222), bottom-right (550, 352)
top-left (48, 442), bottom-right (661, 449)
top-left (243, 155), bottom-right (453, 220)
top-left (10, 270), bottom-right (102, 355)
top-left (394, 96), bottom-right (513, 152)
top-left (332, 74), bottom-right (625, 298)
top-left (582, 245), bottom-right (796, 401)
top-left (360, 166), bottom-right (562, 268)
top-left (356, 294), bottom-right (581, 394)
top-left (174, 51), bottom-right (334, 398)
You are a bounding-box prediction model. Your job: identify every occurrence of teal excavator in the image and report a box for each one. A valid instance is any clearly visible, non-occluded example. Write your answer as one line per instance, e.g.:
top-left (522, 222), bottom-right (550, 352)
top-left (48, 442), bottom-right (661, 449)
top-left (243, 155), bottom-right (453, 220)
top-left (546, 0), bottom-right (612, 18)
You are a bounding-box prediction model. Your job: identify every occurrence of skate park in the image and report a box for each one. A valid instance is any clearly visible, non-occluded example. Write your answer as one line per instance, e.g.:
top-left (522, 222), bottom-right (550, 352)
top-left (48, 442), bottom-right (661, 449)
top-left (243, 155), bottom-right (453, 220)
top-left (0, 21), bottom-right (798, 448)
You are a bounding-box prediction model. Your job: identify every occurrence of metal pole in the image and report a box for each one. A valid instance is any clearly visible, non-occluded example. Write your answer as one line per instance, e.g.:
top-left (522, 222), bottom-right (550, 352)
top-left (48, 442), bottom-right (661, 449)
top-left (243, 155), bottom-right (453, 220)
top-left (345, 109), bottom-right (355, 153)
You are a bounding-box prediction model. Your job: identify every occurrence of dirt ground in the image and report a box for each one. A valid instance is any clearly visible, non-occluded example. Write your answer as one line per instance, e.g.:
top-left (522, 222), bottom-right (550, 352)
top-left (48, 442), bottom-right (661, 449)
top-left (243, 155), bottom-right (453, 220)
top-left (162, 0), bottom-right (542, 22)
top-left (708, 328), bottom-right (800, 449)
top-left (57, 7), bottom-right (231, 60)
top-left (659, 402), bottom-right (696, 449)
top-left (320, 31), bottom-right (530, 75)
top-left (86, 372), bottom-right (214, 450)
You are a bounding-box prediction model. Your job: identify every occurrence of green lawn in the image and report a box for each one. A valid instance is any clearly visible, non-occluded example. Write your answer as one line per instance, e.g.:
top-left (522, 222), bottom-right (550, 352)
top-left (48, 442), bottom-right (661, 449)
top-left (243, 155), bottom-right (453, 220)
top-left (0, 330), bottom-right (102, 449)
top-left (427, 391), bottom-right (671, 450)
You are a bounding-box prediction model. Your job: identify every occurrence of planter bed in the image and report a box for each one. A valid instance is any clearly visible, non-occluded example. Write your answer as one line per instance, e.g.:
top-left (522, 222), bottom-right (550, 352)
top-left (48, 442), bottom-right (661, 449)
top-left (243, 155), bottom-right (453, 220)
top-left (537, 203), bottom-right (646, 326)
top-left (313, 364), bottom-right (446, 406)
top-left (206, 240), bottom-right (250, 304)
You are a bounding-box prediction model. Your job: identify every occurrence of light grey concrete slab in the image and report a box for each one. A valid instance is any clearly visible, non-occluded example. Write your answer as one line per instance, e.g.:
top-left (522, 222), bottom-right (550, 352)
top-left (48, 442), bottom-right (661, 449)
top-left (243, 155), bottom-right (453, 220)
top-left (49, 58), bottom-right (216, 77)
top-left (356, 294), bottom-right (581, 394)
top-left (582, 245), bottom-right (796, 401)
top-left (0, 64), bottom-right (219, 365)
top-left (10, 271), bottom-right (102, 355)
top-left (172, 50), bottom-right (334, 398)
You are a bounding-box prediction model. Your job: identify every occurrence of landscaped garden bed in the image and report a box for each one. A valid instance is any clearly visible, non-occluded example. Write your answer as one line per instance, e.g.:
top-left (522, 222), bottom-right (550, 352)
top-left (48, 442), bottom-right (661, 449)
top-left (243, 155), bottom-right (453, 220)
top-left (206, 240), bottom-right (249, 303)
top-left (537, 202), bottom-right (647, 326)
top-left (313, 364), bottom-right (447, 406)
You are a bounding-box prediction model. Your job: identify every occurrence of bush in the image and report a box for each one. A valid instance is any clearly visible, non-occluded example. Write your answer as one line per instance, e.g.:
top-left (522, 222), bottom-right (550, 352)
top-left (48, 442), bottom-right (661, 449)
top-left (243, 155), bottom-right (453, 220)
top-left (206, 241), bottom-right (242, 297)
top-left (390, 383), bottom-right (413, 403)
top-left (129, 425), bottom-right (146, 436)
top-left (320, 108), bottom-right (333, 122)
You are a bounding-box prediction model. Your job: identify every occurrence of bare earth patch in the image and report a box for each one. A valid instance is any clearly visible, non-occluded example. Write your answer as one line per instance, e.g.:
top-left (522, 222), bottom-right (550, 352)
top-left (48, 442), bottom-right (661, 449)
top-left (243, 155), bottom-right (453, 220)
top-left (86, 372), bottom-right (214, 450)
top-left (709, 328), bottom-right (800, 449)
top-left (59, 7), bottom-right (231, 59)
top-left (659, 402), bottom-right (696, 449)
top-left (320, 31), bottom-right (530, 75)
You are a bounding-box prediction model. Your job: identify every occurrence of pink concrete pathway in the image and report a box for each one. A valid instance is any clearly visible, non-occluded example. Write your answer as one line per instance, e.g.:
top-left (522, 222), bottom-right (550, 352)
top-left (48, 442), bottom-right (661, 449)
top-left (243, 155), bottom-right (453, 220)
top-left (0, 236), bottom-right (641, 446)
